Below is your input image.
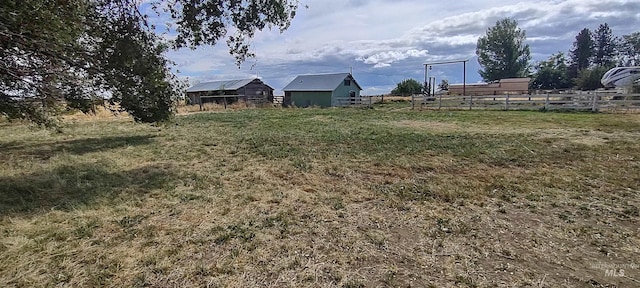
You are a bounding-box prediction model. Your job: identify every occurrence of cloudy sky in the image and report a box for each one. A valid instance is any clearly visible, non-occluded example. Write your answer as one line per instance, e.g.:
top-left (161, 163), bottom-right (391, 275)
top-left (163, 0), bottom-right (640, 95)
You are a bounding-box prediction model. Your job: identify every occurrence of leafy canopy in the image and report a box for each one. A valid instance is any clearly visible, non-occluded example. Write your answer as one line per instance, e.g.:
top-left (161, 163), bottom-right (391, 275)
top-left (438, 80), bottom-right (449, 91)
top-left (575, 66), bottom-right (608, 91)
top-left (0, 0), bottom-right (299, 127)
top-left (531, 52), bottom-right (571, 90)
top-left (391, 79), bottom-right (423, 96)
top-left (620, 32), bottom-right (640, 66)
top-left (476, 18), bottom-right (531, 82)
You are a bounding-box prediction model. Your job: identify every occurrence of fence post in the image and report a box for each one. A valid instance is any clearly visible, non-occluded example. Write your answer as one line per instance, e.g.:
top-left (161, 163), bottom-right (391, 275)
top-left (369, 95), bottom-right (372, 108)
top-left (438, 94), bottom-right (442, 110)
top-left (505, 94), bottom-right (510, 110)
top-left (592, 91), bottom-right (598, 112)
top-left (411, 94), bottom-right (415, 109)
top-left (545, 92), bottom-right (550, 110)
top-left (469, 95), bottom-right (473, 110)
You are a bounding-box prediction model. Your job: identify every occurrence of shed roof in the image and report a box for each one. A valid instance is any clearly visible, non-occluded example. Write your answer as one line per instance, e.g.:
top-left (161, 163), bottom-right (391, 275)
top-left (450, 78), bottom-right (531, 87)
top-left (283, 73), bottom-right (362, 91)
top-left (498, 78), bottom-right (531, 83)
top-left (186, 79), bottom-right (258, 93)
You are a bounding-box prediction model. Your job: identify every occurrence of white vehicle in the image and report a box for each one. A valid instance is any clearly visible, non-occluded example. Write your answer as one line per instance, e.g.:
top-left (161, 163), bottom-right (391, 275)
top-left (601, 66), bottom-right (640, 89)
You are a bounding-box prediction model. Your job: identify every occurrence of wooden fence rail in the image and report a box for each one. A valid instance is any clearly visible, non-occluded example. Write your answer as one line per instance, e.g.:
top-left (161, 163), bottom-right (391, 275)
top-left (411, 93), bottom-right (640, 112)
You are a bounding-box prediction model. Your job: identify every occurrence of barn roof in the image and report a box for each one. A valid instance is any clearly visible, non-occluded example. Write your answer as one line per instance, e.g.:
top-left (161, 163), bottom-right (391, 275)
top-left (283, 73), bottom-right (362, 91)
top-left (186, 79), bottom-right (258, 92)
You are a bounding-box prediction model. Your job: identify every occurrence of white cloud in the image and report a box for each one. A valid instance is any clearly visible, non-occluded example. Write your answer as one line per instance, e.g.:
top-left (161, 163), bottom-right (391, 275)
top-left (358, 49), bottom-right (429, 68)
top-left (162, 0), bottom-right (640, 94)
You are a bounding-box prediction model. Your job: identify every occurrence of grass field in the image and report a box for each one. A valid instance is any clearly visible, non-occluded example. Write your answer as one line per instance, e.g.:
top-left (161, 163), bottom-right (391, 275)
top-left (1, 106), bottom-right (639, 287)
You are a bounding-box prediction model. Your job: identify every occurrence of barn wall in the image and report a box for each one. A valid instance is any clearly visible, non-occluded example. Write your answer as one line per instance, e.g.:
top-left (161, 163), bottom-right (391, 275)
top-left (186, 79), bottom-right (274, 105)
top-left (283, 92), bottom-right (292, 107)
top-left (240, 80), bottom-right (273, 98)
top-left (333, 76), bottom-right (360, 106)
top-left (187, 93), bottom-right (198, 104)
top-left (290, 91), bottom-right (332, 107)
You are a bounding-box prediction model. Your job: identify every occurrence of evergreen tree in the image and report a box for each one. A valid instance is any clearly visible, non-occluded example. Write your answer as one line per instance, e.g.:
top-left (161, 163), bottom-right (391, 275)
top-left (568, 28), bottom-right (595, 80)
top-left (476, 18), bottom-right (531, 82)
top-left (593, 23), bottom-right (617, 68)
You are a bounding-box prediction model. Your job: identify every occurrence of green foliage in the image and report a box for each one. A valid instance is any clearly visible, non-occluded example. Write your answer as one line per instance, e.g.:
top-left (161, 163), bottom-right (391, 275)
top-left (531, 52), bottom-right (571, 90)
top-left (0, 0), bottom-right (89, 127)
top-left (476, 18), bottom-right (531, 82)
top-left (438, 79), bottom-right (449, 91)
top-left (574, 66), bottom-right (609, 91)
top-left (391, 79), bottom-right (423, 96)
top-left (0, 0), bottom-right (298, 126)
top-left (569, 28), bottom-right (595, 79)
top-left (620, 32), bottom-right (640, 66)
top-left (164, 0), bottom-right (298, 66)
top-left (593, 23), bottom-right (617, 68)
top-left (87, 4), bottom-right (183, 123)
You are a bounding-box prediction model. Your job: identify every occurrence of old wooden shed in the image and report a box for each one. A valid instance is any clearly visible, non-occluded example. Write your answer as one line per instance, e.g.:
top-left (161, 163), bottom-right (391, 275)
top-left (186, 78), bottom-right (274, 105)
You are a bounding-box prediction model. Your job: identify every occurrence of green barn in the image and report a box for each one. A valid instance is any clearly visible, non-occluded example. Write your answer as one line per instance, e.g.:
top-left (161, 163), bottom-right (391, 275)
top-left (282, 73), bottom-right (363, 107)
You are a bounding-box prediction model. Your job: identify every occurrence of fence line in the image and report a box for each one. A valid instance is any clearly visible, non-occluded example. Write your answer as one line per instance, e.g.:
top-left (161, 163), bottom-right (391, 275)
top-left (268, 93), bottom-right (639, 112)
top-left (408, 93), bottom-right (640, 112)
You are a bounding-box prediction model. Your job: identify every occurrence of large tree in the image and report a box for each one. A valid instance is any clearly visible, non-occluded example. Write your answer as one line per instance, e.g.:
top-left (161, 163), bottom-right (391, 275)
top-left (620, 32), bottom-right (640, 66)
top-left (593, 23), bottom-right (617, 68)
top-left (1, 0), bottom-right (298, 127)
top-left (568, 28), bottom-right (595, 80)
top-left (476, 18), bottom-right (531, 82)
top-left (531, 52), bottom-right (571, 90)
top-left (391, 79), bottom-right (423, 96)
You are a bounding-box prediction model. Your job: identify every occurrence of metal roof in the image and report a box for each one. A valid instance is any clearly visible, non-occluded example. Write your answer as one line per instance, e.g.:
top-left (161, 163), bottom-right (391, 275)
top-left (498, 78), bottom-right (531, 83)
top-left (186, 79), bottom-right (257, 92)
top-left (283, 73), bottom-right (362, 91)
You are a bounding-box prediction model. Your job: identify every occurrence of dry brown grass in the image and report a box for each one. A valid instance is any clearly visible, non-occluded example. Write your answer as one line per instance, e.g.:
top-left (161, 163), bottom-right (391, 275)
top-left (62, 106), bottom-right (131, 122)
top-left (177, 101), bottom-right (279, 115)
top-left (1, 109), bottom-right (639, 287)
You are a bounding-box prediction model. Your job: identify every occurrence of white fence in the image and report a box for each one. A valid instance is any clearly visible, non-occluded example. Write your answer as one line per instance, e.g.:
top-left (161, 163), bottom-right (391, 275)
top-left (411, 93), bottom-right (640, 112)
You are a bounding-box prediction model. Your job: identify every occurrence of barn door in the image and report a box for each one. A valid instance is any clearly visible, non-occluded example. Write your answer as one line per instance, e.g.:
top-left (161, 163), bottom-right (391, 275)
top-left (283, 92), bottom-right (292, 107)
top-left (349, 91), bottom-right (356, 105)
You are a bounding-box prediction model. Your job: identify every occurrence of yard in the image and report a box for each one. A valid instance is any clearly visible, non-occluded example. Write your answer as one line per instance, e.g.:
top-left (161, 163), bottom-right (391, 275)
top-left (1, 106), bottom-right (639, 287)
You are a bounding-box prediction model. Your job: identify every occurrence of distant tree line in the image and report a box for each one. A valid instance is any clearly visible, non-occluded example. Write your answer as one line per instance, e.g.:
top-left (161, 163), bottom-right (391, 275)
top-left (475, 18), bottom-right (640, 91)
top-left (390, 79), bottom-right (423, 96)
top-left (531, 23), bottom-right (630, 91)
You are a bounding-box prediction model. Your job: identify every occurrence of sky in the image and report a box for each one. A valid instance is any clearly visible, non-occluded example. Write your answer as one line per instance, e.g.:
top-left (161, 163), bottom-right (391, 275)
top-left (162, 0), bottom-right (640, 95)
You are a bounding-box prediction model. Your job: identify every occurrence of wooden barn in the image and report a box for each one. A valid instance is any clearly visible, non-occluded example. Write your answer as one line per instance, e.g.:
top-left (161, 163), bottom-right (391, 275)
top-left (186, 78), bottom-right (274, 105)
top-left (449, 78), bottom-right (531, 95)
top-left (282, 73), bottom-right (363, 107)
